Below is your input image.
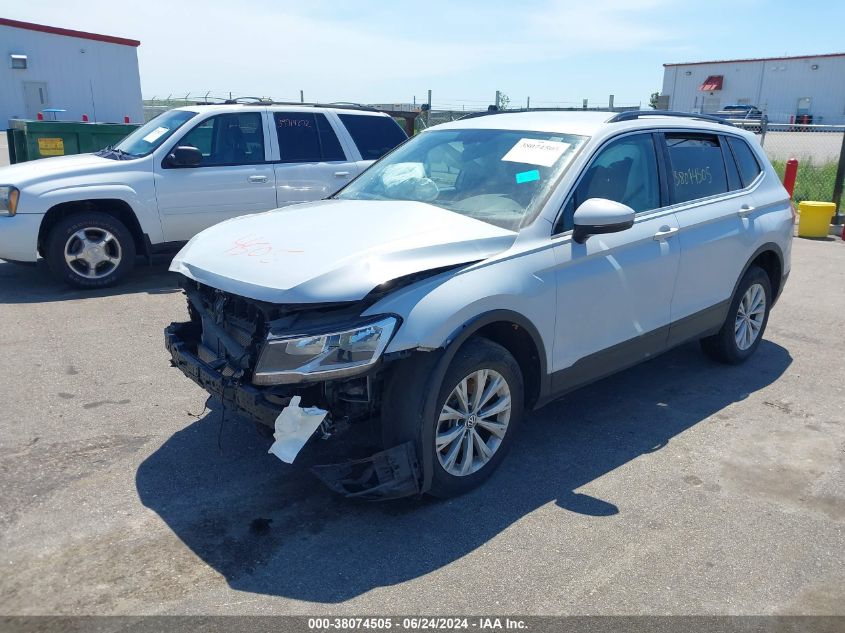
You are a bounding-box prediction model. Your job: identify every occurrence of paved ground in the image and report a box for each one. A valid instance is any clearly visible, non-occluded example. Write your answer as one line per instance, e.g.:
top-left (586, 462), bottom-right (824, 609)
top-left (0, 238), bottom-right (843, 616)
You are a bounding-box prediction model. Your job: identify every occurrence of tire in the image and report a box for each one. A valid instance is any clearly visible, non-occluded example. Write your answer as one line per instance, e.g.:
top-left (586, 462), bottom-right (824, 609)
top-left (384, 336), bottom-right (524, 498)
top-left (45, 212), bottom-right (136, 289)
top-left (700, 266), bottom-right (772, 364)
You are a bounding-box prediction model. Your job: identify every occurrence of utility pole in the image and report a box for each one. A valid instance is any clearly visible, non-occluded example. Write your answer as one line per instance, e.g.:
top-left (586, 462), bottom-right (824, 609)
top-left (427, 89), bottom-right (432, 110)
top-left (300, 90), bottom-right (304, 103)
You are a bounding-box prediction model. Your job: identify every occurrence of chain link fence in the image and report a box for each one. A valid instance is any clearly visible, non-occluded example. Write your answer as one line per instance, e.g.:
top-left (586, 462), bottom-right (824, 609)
top-left (732, 120), bottom-right (844, 211)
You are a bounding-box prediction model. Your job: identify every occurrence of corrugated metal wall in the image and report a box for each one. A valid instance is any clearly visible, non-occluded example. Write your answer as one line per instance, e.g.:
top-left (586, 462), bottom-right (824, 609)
top-left (661, 56), bottom-right (845, 124)
top-left (0, 24), bottom-right (143, 126)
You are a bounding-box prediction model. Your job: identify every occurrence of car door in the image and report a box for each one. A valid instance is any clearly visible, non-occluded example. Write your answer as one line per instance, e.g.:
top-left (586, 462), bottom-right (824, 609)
top-left (550, 132), bottom-right (681, 392)
top-left (661, 131), bottom-right (759, 345)
top-left (269, 111), bottom-right (361, 205)
top-left (155, 111), bottom-right (276, 242)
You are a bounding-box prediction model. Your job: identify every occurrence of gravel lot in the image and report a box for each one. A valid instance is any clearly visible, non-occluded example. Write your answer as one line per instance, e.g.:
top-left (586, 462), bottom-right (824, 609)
top-left (0, 237), bottom-right (843, 616)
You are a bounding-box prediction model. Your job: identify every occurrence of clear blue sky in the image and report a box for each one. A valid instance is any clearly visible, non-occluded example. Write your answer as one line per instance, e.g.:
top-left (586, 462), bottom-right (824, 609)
top-left (7, 0), bottom-right (845, 109)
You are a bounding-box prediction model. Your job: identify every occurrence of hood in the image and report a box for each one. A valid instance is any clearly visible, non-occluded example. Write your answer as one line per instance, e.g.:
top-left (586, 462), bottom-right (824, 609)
top-left (0, 153), bottom-right (134, 188)
top-left (170, 199), bottom-right (517, 304)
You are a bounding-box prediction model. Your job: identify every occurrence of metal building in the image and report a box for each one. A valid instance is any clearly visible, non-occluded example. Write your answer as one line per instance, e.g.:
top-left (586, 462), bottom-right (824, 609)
top-left (660, 53), bottom-right (845, 124)
top-left (0, 18), bottom-right (142, 125)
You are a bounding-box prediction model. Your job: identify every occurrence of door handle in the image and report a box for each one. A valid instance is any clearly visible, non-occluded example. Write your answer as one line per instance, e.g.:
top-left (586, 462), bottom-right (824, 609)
top-left (738, 204), bottom-right (755, 217)
top-left (653, 226), bottom-right (679, 241)
top-left (334, 171), bottom-right (351, 178)
top-left (248, 175), bottom-right (268, 184)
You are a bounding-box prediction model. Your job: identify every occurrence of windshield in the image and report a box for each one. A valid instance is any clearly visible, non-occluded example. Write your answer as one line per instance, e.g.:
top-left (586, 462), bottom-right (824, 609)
top-left (335, 128), bottom-right (586, 230)
top-left (113, 110), bottom-right (198, 157)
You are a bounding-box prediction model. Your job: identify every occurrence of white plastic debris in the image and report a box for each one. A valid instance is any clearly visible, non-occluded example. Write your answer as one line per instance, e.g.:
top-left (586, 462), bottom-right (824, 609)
top-left (268, 395), bottom-right (328, 464)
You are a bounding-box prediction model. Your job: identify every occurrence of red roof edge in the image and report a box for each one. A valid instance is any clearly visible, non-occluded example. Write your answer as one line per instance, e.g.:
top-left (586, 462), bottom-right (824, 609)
top-left (664, 52), bottom-right (845, 67)
top-left (0, 17), bottom-right (140, 47)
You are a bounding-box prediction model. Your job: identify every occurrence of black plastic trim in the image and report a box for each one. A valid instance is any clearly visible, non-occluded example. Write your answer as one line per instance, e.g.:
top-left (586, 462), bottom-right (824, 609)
top-left (165, 322), bottom-right (289, 426)
top-left (609, 110), bottom-right (735, 126)
top-left (573, 219), bottom-right (635, 244)
top-left (540, 300), bottom-right (730, 408)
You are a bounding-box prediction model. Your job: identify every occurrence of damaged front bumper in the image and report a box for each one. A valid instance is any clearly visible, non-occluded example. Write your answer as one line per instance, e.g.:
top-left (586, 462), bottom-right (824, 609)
top-left (165, 321), bottom-right (422, 500)
top-left (165, 322), bottom-right (290, 426)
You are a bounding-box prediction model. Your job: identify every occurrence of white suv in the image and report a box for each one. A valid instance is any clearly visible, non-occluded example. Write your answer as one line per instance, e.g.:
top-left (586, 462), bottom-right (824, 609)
top-left (0, 104), bottom-right (407, 287)
top-left (164, 110), bottom-right (793, 499)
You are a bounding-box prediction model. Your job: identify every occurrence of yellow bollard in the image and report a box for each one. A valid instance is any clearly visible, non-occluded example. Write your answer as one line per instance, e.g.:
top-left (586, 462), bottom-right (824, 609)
top-left (797, 201), bottom-right (836, 238)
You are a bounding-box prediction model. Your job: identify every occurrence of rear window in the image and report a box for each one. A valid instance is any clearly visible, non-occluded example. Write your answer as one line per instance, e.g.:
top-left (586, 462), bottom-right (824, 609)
top-left (338, 114), bottom-right (407, 160)
top-left (727, 137), bottom-right (762, 187)
top-left (665, 133), bottom-right (729, 203)
top-left (275, 112), bottom-right (346, 163)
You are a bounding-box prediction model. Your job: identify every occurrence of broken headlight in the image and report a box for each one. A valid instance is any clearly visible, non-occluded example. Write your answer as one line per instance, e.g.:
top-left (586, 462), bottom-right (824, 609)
top-left (0, 186), bottom-right (19, 216)
top-left (253, 316), bottom-right (398, 385)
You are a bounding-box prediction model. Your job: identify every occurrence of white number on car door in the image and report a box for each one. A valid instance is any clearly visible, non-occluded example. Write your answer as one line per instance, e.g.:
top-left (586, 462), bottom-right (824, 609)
top-left (271, 112), bottom-right (360, 205)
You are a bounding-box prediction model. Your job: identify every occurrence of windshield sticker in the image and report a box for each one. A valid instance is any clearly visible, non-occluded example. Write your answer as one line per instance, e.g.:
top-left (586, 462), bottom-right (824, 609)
top-left (502, 138), bottom-right (570, 167)
top-left (142, 126), bottom-right (170, 144)
top-left (515, 169), bottom-right (540, 184)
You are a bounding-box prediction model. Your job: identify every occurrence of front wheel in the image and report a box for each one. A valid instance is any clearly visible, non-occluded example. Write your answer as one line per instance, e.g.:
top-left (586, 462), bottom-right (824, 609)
top-left (45, 212), bottom-right (136, 289)
top-left (700, 265), bottom-right (772, 364)
top-left (385, 336), bottom-right (524, 498)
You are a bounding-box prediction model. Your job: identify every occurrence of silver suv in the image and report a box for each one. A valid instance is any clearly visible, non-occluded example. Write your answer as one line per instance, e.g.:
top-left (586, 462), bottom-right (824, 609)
top-left (165, 110), bottom-right (793, 499)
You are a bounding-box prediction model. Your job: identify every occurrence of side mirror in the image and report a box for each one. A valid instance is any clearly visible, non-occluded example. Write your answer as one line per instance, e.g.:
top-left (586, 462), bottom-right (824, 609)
top-left (165, 145), bottom-right (202, 167)
top-left (572, 198), bottom-right (635, 244)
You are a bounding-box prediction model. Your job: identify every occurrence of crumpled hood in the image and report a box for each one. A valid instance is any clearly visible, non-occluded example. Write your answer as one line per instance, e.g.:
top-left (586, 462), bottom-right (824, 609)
top-left (0, 153), bottom-right (130, 188)
top-left (170, 199), bottom-right (517, 303)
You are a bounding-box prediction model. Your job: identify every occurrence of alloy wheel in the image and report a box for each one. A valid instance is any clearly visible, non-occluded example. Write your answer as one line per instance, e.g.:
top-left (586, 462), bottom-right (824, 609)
top-left (64, 228), bottom-right (122, 279)
top-left (436, 368), bottom-right (512, 477)
top-left (734, 282), bottom-right (766, 351)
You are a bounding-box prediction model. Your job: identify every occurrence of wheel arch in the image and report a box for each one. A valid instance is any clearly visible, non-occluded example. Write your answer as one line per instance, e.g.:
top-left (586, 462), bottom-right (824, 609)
top-left (382, 309), bottom-right (549, 494)
top-left (38, 199), bottom-right (147, 257)
top-left (736, 242), bottom-right (785, 304)
top-left (440, 310), bottom-right (548, 410)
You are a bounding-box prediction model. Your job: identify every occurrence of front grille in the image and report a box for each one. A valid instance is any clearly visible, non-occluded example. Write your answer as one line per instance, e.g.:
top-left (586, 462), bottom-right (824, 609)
top-left (185, 283), bottom-right (265, 376)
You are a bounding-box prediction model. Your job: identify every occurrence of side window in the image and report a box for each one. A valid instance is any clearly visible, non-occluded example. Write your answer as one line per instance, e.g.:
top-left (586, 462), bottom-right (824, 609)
top-left (665, 133), bottom-right (729, 203)
top-left (338, 114), bottom-right (407, 160)
top-left (274, 112), bottom-right (346, 162)
top-left (555, 134), bottom-right (660, 233)
top-left (179, 113), bottom-right (265, 166)
top-left (727, 137), bottom-right (762, 187)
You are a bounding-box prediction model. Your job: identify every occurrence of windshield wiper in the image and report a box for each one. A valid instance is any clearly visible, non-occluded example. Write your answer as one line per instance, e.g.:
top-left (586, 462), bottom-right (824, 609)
top-left (95, 145), bottom-right (136, 160)
top-left (111, 148), bottom-right (136, 160)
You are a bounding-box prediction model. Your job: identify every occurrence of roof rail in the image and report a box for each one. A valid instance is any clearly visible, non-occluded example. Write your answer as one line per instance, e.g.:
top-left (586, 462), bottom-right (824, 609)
top-left (607, 110), bottom-right (734, 126)
top-left (458, 107), bottom-right (617, 120)
top-left (198, 99), bottom-right (379, 112)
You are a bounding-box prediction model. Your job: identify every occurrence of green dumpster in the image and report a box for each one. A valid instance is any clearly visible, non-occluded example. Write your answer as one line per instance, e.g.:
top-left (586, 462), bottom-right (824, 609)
top-left (5, 119), bottom-right (140, 164)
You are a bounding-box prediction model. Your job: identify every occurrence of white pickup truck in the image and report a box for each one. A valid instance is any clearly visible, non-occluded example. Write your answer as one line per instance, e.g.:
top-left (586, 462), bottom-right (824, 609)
top-left (0, 104), bottom-right (407, 287)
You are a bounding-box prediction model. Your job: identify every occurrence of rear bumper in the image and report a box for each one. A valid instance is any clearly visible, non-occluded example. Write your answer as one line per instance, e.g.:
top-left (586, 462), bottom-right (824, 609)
top-left (164, 322), bottom-right (287, 426)
top-left (0, 214), bottom-right (41, 262)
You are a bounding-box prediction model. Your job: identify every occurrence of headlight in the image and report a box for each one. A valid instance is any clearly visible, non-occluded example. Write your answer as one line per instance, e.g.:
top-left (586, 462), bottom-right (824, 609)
top-left (0, 186), bottom-right (19, 216)
top-left (253, 316), bottom-right (398, 385)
